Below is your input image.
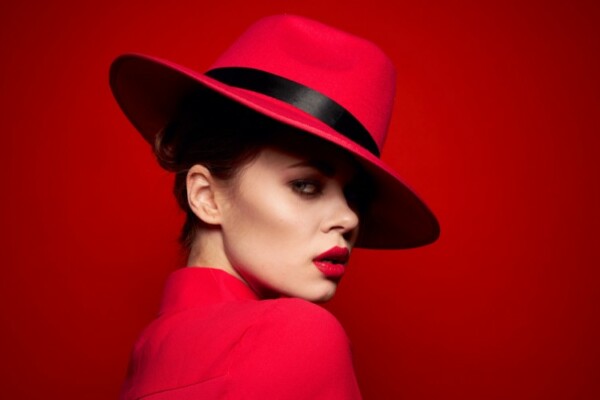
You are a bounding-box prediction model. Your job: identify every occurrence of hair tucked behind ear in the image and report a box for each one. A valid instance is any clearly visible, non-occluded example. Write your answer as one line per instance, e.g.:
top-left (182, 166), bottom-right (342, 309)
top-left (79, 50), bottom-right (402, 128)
top-left (153, 88), bottom-right (282, 249)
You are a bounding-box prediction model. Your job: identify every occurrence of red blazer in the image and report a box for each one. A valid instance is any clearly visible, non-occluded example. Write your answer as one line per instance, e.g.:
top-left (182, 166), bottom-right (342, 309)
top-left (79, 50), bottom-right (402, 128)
top-left (120, 267), bottom-right (362, 399)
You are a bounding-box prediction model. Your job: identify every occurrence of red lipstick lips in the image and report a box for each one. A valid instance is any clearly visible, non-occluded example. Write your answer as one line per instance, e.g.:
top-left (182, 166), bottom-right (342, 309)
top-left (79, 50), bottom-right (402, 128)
top-left (313, 246), bottom-right (350, 279)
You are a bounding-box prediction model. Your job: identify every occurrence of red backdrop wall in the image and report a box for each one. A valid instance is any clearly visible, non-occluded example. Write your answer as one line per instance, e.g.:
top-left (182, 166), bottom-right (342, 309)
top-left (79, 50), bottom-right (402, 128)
top-left (1, 1), bottom-right (598, 399)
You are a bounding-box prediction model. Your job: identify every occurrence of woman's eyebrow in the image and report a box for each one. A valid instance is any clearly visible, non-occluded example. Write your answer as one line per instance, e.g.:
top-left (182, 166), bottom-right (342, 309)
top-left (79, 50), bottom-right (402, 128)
top-left (287, 159), bottom-right (335, 177)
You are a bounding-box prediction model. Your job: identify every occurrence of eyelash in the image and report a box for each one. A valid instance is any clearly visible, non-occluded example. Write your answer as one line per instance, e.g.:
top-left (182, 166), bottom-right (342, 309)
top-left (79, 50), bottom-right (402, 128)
top-left (290, 179), bottom-right (323, 197)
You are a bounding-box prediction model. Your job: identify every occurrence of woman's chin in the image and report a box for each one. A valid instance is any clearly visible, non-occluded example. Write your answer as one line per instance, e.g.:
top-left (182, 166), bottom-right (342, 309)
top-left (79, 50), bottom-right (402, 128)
top-left (298, 281), bottom-right (339, 303)
top-left (259, 277), bottom-right (340, 302)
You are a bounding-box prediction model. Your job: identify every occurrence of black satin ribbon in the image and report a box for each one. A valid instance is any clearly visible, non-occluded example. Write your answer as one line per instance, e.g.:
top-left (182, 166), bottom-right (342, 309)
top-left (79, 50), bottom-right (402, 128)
top-left (205, 67), bottom-right (380, 157)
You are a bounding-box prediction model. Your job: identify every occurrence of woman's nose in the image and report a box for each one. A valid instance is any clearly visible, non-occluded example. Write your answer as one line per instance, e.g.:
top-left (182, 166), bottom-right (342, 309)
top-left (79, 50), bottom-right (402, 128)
top-left (322, 190), bottom-right (360, 243)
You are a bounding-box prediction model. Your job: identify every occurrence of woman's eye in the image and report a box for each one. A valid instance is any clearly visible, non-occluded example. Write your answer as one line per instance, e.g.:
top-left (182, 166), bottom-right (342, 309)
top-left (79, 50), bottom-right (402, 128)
top-left (291, 180), bottom-right (322, 196)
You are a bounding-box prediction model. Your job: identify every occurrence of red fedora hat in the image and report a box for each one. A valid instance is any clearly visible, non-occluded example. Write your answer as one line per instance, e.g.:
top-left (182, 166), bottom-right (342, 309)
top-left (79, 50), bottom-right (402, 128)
top-left (109, 14), bottom-right (439, 249)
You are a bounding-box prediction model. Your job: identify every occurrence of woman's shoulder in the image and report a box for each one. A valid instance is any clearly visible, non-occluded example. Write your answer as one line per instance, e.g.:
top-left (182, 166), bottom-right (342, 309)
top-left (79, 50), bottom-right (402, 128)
top-left (158, 295), bottom-right (345, 338)
top-left (258, 297), bottom-right (348, 338)
top-left (123, 298), bottom-right (358, 399)
top-left (133, 297), bottom-right (347, 356)
top-left (235, 298), bottom-right (352, 359)
top-left (223, 298), bottom-right (358, 398)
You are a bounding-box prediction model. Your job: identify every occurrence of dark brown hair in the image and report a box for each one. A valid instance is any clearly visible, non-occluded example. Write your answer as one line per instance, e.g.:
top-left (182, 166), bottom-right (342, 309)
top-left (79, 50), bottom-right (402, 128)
top-left (153, 88), bottom-right (282, 249)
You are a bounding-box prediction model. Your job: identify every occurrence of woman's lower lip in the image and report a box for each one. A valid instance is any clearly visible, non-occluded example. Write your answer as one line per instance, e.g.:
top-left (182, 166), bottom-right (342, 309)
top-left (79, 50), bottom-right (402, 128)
top-left (313, 261), bottom-right (345, 279)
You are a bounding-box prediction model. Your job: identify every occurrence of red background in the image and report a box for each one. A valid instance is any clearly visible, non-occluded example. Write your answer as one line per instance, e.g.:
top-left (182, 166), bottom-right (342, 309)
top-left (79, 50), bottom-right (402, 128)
top-left (1, 1), bottom-right (599, 399)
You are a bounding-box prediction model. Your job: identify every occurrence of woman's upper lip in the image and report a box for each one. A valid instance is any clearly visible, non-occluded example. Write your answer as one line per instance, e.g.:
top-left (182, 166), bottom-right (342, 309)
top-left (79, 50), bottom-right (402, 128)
top-left (314, 246), bottom-right (350, 264)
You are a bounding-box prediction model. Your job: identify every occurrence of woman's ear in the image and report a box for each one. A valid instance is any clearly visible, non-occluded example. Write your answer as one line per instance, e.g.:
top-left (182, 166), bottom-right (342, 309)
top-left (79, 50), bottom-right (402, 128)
top-left (186, 165), bottom-right (223, 225)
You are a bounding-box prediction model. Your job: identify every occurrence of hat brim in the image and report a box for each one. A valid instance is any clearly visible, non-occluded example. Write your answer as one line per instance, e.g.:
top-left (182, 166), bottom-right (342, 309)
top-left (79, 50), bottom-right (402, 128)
top-left (109, 54), bottom-right (439, 249)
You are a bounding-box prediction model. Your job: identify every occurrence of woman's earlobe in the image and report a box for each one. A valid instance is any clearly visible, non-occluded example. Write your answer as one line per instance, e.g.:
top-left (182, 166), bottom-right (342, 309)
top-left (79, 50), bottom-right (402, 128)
top-left (186, 165), bottom-right (222, 225)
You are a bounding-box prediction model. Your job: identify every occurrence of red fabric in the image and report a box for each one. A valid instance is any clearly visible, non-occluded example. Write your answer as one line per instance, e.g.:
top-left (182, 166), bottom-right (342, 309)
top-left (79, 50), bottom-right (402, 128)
top-left (120, 267), bottom-right (362, 399)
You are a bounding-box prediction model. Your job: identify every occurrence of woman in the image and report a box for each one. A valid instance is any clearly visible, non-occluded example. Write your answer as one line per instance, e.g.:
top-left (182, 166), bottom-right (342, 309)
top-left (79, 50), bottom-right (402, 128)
top-left (110, 15), bottom-right (439, 399)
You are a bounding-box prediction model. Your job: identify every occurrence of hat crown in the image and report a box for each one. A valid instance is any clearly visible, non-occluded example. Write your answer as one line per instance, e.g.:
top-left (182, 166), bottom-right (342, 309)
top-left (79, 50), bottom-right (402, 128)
top-left (209, 15), bottom-right (396, 151)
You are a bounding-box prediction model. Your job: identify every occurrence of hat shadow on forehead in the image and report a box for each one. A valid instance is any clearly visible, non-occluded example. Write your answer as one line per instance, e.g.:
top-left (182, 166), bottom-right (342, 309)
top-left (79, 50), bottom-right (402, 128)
top-left (110, 14), bottom-right (439, 249)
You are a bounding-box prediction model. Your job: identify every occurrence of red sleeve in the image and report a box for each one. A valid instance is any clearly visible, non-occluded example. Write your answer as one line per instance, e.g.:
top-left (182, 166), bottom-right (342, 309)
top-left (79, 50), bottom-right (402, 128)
top-left (226, 298), bottom-right (362, 400)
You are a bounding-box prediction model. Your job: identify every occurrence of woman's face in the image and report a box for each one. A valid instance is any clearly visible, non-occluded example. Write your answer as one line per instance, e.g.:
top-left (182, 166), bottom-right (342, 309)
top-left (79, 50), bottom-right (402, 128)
top-left (216, 137), bottom-right (363, 302)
